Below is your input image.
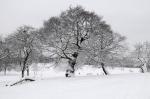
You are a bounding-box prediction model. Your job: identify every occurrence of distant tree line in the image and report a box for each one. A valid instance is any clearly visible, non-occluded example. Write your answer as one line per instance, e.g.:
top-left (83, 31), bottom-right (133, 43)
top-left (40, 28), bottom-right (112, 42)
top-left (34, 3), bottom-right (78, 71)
top-left (0, 6), bottom-right (149, 77)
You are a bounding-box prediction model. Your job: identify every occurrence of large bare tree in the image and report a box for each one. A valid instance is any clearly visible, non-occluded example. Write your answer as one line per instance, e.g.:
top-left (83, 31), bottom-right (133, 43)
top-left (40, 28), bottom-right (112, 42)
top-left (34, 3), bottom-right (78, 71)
top-left (85, 28), bottom-right (126, 75)
top-left (38, 6), bottom-right (126, 76)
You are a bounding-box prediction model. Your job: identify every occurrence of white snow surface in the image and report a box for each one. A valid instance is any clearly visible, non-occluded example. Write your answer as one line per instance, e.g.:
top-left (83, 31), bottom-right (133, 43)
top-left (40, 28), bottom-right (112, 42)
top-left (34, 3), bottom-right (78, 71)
top-left (0, 73), bottom-right (150, 99)
top-left (0, 64), bottom-right (150, 99)
top-left (75, 65), bottom-right (141, 76)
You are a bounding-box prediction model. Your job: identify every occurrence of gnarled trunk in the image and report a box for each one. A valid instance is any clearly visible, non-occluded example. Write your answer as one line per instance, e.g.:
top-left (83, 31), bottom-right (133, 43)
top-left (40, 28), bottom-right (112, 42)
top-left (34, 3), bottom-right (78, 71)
top-left (65, 52), bottom-right (78, 77)
top-left (65, 59), bottom-right (76, 77)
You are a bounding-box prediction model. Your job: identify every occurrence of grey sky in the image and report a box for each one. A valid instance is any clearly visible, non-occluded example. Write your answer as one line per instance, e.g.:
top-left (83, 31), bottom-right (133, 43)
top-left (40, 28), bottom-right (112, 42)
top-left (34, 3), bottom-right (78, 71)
top-left (0, 0), bottom-right (150, 47)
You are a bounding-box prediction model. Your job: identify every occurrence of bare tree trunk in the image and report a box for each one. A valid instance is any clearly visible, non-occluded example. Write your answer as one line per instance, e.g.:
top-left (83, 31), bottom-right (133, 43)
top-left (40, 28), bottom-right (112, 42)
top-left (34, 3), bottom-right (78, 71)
top-left (65, 58), bottom-right (77, 77)
top-left (140, 67), bottom-right (144, 73)
top-left (4, 66), bottom-right (7, 76)
top-left (140, 63), bottom-right (147, 73)
top-left (21, 50), bottom-right (30, 78)
top-left (21, 63), bottom-right (26, 78)
top-left (20, 61), bottom-right (25, 78)
top-left (27, 66), bottom-right (29, 76)
top-left (101, 62), bottom-right (108, 75)
top-left (65, 52), bottom-right (78, 77)
top-left (22, 69), bottom-right (25, 78)
top-left (21, 60), bottom-right (26, 78)
top-left (20, 63), bottom-right (25, 78)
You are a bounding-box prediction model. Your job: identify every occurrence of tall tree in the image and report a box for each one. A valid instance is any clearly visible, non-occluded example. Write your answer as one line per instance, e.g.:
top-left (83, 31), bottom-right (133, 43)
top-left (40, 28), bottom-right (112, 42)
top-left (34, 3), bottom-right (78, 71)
top-left (39, 6), bottom-right (126, 76)
top-left (85, 29), bottom-right (126, 75)
top-left (6, 25), bottom-right (37, 78)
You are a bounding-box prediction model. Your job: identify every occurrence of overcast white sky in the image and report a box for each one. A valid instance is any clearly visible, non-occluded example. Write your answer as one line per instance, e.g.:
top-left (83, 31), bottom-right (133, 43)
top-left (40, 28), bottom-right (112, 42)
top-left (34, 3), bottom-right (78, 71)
top-left (0, 0), bottom-right (150, 47)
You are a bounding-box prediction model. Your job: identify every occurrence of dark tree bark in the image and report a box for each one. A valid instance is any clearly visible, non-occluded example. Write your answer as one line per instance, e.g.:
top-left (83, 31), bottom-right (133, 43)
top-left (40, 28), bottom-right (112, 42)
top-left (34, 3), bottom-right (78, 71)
top-left (137, 58), bottom-right (145, 73)
top-left (21, 50), bottom-right (31, 78)
top-left (101, 62), bottom-right (108, 75)
top-left (140, 67), bottom-right (144, 73)
top-left (21, 70), bottom-right (25, 78)
top-left (65, 52), bottom-right (78, 77)
top-left (65, 59), bottom-right (76, 77)
top-left (26, 66), bottom-right (29, 76)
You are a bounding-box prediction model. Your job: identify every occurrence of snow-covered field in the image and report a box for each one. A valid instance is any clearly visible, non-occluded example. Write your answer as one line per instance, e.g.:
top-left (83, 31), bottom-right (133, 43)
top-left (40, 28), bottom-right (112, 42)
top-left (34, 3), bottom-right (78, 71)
top-left (0, 64), bottom-right (150, 99)
top-left (0, 73), bottom-right (150, 99)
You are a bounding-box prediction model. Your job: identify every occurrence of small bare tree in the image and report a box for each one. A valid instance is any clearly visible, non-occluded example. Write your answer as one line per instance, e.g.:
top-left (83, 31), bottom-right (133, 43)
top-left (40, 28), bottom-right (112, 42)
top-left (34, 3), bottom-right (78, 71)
top-left (6, 25), bottom-right (37, 78)
top-left (132, 42), bottom-right (150, 72)
top-left (0, 38), bottom-right (11, 75)
top-left (0, 37), bottom-right (9, 60)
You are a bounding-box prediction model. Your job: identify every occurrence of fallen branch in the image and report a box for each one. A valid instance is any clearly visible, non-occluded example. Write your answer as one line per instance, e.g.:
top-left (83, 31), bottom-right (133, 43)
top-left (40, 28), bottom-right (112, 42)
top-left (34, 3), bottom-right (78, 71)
top-left (6, 78), bottom-right (35, 86)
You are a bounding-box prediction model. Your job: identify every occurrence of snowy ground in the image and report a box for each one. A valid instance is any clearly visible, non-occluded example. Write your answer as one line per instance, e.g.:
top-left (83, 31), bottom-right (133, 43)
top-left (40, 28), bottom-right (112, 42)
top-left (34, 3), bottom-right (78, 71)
top-left (0, 73), bottom-right (150, 99)
top-left (0, 65), bottom-right (149, 99)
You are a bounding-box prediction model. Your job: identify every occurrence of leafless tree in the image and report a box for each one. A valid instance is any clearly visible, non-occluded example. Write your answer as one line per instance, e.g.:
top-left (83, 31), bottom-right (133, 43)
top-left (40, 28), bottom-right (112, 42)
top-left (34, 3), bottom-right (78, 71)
top-left (6, 25), bottom-right (38, 78)
top-left (132, 42), bottom-right (150, 72)
top-left (85, 29), bottom-right (126, 75)
top-left (0, 37), bottom-right (11, 75)
top-left (0, 37), bottom-right (9, 60)
top-left (38, 6), bottom-right (126, 76)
